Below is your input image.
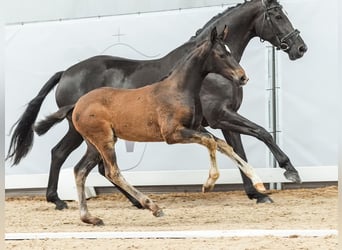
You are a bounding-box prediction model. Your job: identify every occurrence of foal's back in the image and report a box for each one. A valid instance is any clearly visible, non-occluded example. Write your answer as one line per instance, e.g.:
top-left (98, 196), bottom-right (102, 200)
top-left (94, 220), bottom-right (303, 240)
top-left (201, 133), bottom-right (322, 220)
top-left (74, 84), bottom-right (162, 142)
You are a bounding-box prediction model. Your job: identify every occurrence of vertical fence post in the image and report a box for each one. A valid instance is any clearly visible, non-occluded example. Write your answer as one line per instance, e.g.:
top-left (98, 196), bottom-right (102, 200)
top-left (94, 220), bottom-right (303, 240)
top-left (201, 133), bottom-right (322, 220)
top-left (267, 46), bottom-right (282, 190)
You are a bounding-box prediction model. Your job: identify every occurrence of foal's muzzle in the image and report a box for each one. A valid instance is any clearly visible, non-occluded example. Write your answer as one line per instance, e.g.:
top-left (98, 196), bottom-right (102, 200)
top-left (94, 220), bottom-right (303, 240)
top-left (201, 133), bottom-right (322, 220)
top-left (239, 74), bottom-right (249, 86)
top-left (233, 69), bottom-right (249, 87)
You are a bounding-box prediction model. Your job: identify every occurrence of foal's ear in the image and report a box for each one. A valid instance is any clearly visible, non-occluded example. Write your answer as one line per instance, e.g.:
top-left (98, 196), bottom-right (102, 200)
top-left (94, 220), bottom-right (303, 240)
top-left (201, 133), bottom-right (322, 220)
top-left (210, 27), bottom-right (218, 44)
top-left (222, 25), bottom-right (229, 40)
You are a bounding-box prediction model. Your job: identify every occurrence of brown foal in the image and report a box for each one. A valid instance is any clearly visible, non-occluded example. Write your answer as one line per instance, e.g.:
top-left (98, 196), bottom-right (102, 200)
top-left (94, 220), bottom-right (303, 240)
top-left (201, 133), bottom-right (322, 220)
top-left (38, 27), bottom-right (264, 225)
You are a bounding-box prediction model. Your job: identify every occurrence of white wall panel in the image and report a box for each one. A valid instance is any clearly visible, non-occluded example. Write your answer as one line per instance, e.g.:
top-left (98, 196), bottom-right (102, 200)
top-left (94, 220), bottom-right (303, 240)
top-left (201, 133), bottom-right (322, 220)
top-left (4, 0), bottom-right (338, 185)
top-left (279, 0), bottom-right (338, 166)
top-left (5, 5), bottom-right (267, 175)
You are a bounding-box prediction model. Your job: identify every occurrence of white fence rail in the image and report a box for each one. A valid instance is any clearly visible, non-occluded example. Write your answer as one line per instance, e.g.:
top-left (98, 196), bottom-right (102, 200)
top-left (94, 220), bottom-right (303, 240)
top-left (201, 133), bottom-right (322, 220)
top-left (5, 166), bottom-right (337, 201)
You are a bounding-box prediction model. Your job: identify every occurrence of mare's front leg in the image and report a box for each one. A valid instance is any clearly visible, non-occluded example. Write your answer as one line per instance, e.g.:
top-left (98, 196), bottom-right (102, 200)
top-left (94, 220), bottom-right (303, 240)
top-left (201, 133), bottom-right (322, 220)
top-left (223, 130), bottom-right (273, 203)
top-left (206, 108), bottom-right (301, 183)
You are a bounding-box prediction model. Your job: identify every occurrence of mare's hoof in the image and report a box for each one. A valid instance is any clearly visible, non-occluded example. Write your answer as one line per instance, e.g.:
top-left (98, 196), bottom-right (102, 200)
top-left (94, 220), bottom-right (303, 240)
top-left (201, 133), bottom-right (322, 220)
top-left (54, 200), bottom-right (68, 210)
top-left (256, 196), bottom-right (274, 204)
top-left (153, 209), bottom-right (164, 217)
top-left (284, 170), bottom-right (302, 183)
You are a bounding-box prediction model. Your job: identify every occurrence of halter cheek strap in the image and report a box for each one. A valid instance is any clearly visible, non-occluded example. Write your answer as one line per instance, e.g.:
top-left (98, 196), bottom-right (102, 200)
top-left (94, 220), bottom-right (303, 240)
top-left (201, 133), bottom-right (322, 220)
top-left (279, 29), bottom-right (300, 51)
top-left (260, 0), bottom-right (300, 51)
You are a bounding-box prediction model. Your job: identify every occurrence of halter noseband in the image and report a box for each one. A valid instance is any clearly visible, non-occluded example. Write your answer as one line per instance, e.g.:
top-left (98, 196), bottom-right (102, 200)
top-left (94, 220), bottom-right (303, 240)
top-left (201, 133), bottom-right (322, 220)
top-left (260, 0), bottom-right (300, 51)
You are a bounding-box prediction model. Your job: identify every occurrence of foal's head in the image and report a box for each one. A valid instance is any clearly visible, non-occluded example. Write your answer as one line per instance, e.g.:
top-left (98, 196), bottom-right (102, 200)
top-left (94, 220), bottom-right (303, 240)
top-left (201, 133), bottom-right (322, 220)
top-left (203, 27), bottom-right (248, 86)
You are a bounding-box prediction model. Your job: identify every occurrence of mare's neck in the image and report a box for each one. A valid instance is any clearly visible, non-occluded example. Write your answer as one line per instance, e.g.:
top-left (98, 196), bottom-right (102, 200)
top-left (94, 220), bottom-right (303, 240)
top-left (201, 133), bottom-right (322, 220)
top-left (160, 2), bottom-right (263, 66)
top-left (196, 1), bottom-right (262, 62)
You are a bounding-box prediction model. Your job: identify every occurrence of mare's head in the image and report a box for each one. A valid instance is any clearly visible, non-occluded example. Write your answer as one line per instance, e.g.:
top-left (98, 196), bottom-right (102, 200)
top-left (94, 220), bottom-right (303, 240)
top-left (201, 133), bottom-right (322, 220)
top-left (254, 0), bottom-right (307, 60)
top-left (203, 27), bottom-right (248, 87)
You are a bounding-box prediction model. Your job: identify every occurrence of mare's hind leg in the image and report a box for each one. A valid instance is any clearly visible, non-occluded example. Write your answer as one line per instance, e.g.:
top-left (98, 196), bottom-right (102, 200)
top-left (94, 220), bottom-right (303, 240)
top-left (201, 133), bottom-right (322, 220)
top-left (47, 122), bottom-right (83, 210)
top-left (74, 143), bottom-right (104, 225)
top-left (223, 130), bottom-right (273, 203)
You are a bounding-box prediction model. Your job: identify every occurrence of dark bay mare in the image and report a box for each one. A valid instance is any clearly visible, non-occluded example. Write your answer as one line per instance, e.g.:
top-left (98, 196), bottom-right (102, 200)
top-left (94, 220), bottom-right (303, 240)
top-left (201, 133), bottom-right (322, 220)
top-left (7, 0), bottom-right (307, 209)
top-left (38, 28), bottom-right (249, 225)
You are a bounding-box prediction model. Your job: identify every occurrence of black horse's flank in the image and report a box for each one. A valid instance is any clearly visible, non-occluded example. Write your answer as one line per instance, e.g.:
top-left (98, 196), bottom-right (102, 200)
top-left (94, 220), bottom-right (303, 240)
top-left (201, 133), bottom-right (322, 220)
top-left (7, 0), bottom-right (307, 210)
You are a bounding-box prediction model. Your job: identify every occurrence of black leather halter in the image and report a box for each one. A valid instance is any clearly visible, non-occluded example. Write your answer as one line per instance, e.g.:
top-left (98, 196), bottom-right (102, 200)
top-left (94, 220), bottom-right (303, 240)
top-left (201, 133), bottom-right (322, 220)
top-left (260, 1), bottom-right (300, 51)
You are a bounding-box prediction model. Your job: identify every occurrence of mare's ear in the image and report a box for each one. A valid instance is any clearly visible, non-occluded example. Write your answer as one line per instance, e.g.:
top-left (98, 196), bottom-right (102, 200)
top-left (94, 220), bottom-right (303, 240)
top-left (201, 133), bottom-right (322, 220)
top-left (262, 0), bottom-right (274, 5)
top-left (210, 27), bottom-right (218, 44)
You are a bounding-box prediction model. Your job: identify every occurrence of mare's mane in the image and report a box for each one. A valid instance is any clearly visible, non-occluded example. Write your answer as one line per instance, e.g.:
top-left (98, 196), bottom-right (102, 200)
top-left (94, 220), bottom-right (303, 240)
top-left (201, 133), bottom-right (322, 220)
top-left (190, 0), bottom-right (279, 39)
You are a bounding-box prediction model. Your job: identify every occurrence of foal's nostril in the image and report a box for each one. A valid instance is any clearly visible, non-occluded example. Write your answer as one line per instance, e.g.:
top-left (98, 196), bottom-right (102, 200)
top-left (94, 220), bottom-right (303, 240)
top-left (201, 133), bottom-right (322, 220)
top-left (240, 75), bottom-right (249, 85)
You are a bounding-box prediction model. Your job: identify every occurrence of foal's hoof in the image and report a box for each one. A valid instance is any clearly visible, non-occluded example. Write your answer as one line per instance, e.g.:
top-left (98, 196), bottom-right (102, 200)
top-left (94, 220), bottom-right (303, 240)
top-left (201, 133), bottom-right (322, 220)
top-left (153, 209), bottom-right (164, 217)
top-left (253, 183), bottom-right (266, 192)
top-left (82, 216), bottom-right (104, 226)
top-left (284, 170), bottom-right (302, 183)
top-left (94, 219), bottom-right (105, 226)
top-left (202, 185), bottom-right (214, 193)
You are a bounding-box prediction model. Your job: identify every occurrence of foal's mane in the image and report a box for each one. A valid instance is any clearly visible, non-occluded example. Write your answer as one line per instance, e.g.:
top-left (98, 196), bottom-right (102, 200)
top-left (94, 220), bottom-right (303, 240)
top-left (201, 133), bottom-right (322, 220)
top-left (159, 38), bottom-right (211, 81)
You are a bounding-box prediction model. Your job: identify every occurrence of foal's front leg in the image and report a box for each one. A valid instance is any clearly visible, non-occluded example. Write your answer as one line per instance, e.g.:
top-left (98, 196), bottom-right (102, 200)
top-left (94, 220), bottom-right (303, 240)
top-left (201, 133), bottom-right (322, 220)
top-left (198, 127), bottom-right (265, 192)
top-left (214, 138), bottom-right (266, 192)
top-left (164, 127), bottom-right (220, 192)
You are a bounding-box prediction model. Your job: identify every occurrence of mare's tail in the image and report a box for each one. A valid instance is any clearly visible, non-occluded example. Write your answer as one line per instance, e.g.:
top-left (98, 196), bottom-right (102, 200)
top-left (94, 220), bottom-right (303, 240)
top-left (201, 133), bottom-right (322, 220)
top-left (6, 71), bottom-right (64, 165)
top-left (34, 105), bottom-right (75, 136)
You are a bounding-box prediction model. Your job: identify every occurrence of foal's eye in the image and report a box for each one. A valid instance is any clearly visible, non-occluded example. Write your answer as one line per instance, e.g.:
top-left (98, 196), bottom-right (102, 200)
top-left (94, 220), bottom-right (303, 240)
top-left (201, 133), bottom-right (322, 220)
top-left (219, 54), bottom-right (226, 58)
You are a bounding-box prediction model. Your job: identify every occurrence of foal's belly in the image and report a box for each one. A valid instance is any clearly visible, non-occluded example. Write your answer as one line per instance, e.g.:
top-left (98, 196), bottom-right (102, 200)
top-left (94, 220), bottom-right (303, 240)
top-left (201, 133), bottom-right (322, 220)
top-left (112, 115), bottom-right (165, 143)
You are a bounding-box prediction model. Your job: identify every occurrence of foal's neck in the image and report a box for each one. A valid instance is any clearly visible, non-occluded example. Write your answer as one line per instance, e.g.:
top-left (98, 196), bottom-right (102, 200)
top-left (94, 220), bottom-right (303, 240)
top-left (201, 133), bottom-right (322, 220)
top-left (168, 43), bottom-right (210, 94)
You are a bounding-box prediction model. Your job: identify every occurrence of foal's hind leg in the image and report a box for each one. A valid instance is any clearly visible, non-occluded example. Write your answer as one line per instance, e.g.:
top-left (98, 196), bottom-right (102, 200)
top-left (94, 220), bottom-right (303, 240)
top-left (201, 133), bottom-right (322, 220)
top-left (88, 131), bottom-right (163, 223)
top-left (74, 146), bottom-right (143, 226)
top-left (98, 161), bottom-right (143, 209)
top-left (74, 144), bottom-right (104, 225)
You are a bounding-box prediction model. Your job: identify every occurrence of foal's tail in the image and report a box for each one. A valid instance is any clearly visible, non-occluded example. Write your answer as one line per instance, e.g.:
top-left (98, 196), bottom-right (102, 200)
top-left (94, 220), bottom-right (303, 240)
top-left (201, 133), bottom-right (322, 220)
top-left (35, 105), bottom-right (75, 136)
top-left (6, 71), bottom-right (64, 165)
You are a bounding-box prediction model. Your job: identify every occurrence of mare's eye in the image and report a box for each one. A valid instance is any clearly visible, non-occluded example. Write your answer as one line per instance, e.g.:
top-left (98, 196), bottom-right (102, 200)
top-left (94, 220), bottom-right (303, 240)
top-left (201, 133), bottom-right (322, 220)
top-left (219, 54), bottom-right (226, 58)
top-left (275, 15), bottom-right (282, 20)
